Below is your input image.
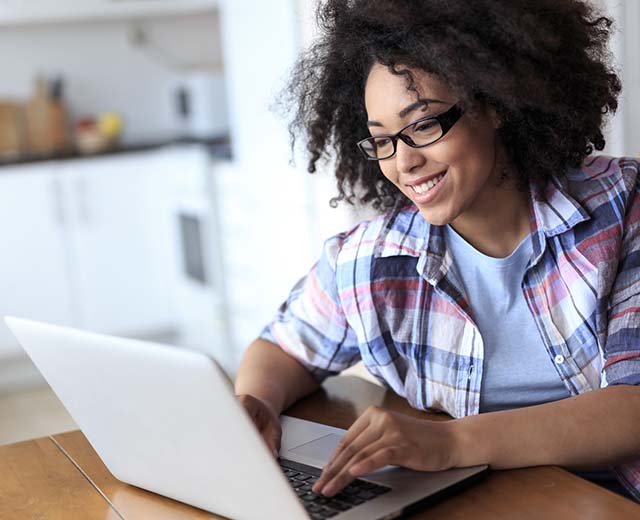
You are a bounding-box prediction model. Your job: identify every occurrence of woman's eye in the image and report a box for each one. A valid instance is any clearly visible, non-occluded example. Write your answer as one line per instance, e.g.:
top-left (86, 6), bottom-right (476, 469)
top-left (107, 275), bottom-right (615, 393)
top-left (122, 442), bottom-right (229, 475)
top-left (375, 137), bottom-right (392, 146)
top-left (415, 121), bottom-right (437, 133)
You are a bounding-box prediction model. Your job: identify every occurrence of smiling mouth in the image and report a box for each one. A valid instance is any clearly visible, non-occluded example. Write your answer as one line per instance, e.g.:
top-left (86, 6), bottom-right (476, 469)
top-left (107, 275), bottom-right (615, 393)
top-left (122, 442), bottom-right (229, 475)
top-left (409, 172), bottom-right (446, 195)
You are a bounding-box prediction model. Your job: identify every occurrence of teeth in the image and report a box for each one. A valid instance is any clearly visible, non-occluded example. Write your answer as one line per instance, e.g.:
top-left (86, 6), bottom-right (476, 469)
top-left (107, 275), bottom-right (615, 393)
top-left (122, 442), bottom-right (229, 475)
top-left (412, 173), bottom-right (445, 194)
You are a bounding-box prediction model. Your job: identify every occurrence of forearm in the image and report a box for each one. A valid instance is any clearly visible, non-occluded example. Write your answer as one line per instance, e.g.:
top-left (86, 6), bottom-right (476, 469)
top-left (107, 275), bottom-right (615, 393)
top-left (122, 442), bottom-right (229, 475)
top-left (452, 385), bottom-right (640, 471)
top-left (234, 338), bottom-right (320, 413)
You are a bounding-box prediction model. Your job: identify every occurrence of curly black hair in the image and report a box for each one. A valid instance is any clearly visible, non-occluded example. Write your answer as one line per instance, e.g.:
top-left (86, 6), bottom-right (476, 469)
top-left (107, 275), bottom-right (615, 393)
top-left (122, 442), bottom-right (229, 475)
top-left (282, 0), bottom-right (622, 211)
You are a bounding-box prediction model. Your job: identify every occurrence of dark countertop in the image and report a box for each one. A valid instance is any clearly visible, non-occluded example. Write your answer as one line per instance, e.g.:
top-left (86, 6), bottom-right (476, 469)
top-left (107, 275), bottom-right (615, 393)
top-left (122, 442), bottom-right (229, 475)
top-left (0, 135), bottom-right (232, 168)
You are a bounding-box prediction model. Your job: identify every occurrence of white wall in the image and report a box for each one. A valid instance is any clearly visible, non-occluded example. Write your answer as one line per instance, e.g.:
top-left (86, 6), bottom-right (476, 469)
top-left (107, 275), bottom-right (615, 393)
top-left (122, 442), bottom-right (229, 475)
top-left (597, 0), bottom-right (640, 156)
top-left (0, 12), bottom-right (228, 143)
top-left (217, 0), bottom-right (359, 366)
top-left (617, 1), bottom-right (640, 155)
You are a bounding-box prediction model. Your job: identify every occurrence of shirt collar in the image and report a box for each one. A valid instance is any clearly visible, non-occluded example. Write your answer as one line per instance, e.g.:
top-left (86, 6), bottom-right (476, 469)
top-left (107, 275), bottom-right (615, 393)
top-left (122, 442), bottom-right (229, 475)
top-left (373, 176), bottom-right (591, 283)
top-left (530, 175), bottom-right (590, 237)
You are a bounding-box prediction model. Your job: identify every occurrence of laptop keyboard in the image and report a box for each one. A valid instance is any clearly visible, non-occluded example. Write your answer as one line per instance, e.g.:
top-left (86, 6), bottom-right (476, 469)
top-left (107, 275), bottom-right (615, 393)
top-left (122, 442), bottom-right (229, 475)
top-left (279, 458), bottom-right (391, 519)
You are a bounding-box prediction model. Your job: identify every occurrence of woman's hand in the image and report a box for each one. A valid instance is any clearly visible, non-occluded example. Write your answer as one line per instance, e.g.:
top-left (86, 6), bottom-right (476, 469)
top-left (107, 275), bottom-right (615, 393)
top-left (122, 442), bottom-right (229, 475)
top-left (312, 405), bottom-right (459, 497)
top-left (236, 394), bottom-right (282, 458)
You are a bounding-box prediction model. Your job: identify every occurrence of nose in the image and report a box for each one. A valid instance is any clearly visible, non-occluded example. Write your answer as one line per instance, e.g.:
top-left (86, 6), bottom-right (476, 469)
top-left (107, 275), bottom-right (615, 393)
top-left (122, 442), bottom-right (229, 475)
top-left (394, 138), bottom-right (425, 174)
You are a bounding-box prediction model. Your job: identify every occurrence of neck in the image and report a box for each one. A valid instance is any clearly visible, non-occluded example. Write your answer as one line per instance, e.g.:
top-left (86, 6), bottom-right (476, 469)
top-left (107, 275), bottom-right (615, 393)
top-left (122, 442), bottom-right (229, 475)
top-left (450, 178), bottom-right (531, 258)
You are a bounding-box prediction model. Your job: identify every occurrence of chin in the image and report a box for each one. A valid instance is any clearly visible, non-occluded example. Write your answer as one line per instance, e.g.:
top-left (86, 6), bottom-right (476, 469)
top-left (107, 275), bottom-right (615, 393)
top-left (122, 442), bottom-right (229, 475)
top-left (416, 207), bottom-right (452, 227)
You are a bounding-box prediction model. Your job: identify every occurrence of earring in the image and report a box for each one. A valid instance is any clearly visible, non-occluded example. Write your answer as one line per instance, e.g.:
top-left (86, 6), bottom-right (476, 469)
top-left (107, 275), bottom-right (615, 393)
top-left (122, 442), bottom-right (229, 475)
top-left (494, 144), bottom-right (509, 184)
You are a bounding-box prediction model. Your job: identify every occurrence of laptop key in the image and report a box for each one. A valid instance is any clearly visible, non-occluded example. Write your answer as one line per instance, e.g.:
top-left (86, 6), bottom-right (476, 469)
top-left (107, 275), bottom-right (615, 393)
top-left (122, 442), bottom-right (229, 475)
top-left (326, 500), bottom-right (350, 511)
top-left (279, 458), bottom-right (389, 513)
top-left (333, 493), bottom-right (358, 505)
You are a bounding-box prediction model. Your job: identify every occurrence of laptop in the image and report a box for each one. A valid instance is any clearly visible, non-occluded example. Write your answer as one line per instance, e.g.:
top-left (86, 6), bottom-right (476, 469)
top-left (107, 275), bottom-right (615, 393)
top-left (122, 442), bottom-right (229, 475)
top-left (4, 316), bottom-right (488, 520)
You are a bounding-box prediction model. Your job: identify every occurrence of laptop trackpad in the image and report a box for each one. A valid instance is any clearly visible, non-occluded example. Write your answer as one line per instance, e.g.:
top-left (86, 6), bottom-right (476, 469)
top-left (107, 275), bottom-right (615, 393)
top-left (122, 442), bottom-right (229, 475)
top-left (288, 433), bottom-right (343, 462)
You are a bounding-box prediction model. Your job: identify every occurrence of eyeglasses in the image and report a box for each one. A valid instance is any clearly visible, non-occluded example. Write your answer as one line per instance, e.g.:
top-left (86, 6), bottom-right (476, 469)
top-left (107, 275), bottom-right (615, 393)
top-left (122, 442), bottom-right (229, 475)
top-left (357, 104), bottom-right (464, 161)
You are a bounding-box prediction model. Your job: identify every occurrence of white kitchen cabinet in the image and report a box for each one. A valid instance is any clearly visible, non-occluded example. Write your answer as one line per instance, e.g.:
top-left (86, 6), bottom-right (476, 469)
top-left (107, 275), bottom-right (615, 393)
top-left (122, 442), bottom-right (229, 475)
top-left (0, 162), bottom-right (75, 359)
top-left (0, 0), bottom-right (218, 26)
top-left (0, 148), bottom-right (181, 361)
top-left (59, 151), bottom-right (177, 335)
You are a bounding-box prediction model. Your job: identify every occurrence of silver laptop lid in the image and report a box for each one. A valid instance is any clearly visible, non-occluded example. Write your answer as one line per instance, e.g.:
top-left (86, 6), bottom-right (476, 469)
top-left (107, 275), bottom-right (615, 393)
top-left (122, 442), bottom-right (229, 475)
top-left (4, 316), bottom-right (308, 520)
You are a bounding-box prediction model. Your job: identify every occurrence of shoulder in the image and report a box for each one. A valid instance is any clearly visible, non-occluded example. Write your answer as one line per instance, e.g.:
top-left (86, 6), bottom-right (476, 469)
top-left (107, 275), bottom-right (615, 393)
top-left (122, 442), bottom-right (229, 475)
top-left (564, 155), bottom-right (639, 212)
top-left (321, 205), bottom-right (420, 267)
top-left (320, 212), bottom-right (389, 267)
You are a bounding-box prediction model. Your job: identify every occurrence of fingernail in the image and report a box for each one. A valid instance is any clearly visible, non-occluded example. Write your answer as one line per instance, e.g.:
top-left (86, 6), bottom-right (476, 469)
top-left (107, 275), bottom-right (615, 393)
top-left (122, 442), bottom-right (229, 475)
top-left (323, 484), bottom-right (335, 496)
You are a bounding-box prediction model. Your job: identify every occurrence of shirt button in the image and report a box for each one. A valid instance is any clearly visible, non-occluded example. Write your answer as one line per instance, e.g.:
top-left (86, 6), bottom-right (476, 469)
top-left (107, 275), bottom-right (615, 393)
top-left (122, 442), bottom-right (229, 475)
top-left (554, 354), bottom-right (565, 364)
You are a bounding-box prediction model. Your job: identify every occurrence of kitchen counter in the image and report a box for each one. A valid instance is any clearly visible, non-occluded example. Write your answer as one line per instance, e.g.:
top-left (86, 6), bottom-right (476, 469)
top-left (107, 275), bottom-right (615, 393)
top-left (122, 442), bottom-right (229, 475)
top-left (0, 135), bottom-right (231, 168)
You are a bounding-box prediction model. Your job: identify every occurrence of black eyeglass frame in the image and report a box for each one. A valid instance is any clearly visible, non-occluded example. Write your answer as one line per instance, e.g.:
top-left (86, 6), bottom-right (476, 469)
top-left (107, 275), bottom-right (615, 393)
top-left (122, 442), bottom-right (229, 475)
top-left (356, 104), bottom-right (464, 161)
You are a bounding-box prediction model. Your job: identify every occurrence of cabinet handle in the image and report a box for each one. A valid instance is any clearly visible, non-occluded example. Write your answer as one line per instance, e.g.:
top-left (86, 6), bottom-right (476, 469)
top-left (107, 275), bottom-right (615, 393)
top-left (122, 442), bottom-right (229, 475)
top-left (76, 176), bottom-right (91, 224)
top-left (51, 177), bottom-right (65, 226)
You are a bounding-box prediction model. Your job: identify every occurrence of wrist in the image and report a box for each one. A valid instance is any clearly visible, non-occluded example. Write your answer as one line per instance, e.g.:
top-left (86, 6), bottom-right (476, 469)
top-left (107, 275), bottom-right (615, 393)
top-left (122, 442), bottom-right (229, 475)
top-left (234, 386), bottom-right (284, 415)
top-left (446, 416), bottom-right (487, 468)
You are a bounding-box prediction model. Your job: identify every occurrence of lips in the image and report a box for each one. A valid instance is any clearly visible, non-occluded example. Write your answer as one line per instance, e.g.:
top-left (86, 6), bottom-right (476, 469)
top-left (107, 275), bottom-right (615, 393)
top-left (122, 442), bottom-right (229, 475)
top-left (405, 170), bottom-right (447, 188)
top-left (405, 169), bottom-right (448, 203)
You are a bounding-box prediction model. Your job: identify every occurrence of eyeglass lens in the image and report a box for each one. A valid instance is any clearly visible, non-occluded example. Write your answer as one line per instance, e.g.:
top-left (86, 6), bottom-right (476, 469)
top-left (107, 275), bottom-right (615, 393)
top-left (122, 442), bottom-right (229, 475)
top-left (360, 118), bottom-right (444, 159)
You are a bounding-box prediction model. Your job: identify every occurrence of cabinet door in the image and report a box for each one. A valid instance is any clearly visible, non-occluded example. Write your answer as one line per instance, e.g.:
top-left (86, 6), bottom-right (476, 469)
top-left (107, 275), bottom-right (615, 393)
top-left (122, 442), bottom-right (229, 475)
top-left (62, 151), bottom-right (177, 336)
top-left (0, 164), bottom-right (75, 358)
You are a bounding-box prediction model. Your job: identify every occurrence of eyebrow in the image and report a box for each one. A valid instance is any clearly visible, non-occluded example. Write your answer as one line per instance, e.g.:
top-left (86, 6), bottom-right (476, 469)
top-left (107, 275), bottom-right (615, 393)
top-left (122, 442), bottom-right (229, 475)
top-left (367, 98), bottom-right (445, 127)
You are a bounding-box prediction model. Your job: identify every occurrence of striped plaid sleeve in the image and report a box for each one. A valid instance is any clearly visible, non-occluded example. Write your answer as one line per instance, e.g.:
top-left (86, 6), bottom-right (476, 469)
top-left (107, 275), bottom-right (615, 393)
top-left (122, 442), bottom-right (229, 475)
top-left (603, 159), bottom-right (640, 387)
top-left (259, 233), bottom-right (361, 383)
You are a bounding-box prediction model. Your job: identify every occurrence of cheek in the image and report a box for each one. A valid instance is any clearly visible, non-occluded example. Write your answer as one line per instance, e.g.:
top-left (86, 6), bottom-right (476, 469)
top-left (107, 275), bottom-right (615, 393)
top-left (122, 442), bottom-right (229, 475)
top-left (378, 163), bottom-right (401, 186)
top-left (440, 127), bottom-right (496, 180)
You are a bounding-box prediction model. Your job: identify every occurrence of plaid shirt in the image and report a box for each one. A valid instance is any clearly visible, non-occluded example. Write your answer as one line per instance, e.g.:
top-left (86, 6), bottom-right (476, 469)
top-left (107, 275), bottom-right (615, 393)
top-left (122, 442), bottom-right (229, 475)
top-left (261, 155), bottom-right (640, 500)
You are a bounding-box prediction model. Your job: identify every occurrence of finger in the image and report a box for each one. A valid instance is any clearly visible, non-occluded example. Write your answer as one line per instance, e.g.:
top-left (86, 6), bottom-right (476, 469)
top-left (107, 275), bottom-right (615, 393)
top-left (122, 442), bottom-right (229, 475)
top-left (314, 407), bottom-right (383, 492)
top-left (313, 426), bottom-right (383, 493)
top-left (267, 438), bottom-right (278, 457)
top-left (320, 440), bottom-right (399, 497)
top-left (314, 426), bottom-right (376, 491)
top-left (271, 434), bottom-right (281, 457)
top-left (259, 433), bottom-right (276, 455)
top-left (349, 444), bottom-right (400, 477)
top-left (325, 407), bottom-right (376, 467)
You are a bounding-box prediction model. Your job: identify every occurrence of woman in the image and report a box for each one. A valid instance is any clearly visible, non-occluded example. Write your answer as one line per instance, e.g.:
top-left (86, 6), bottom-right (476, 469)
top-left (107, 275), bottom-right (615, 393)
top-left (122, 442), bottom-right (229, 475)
top-left (235, 0), bottom-right (640, 502)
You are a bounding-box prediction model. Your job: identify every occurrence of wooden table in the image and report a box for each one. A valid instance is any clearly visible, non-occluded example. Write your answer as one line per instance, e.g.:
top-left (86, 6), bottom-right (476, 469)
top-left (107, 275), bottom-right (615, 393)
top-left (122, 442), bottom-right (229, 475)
top-left (2, 375), bottom-right (640, 520)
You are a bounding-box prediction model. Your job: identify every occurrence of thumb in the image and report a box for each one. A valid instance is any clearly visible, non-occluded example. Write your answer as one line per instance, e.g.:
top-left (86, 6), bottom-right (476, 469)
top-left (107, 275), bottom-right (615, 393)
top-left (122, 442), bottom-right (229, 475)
top-left (266, 431), bottom-right (281, 458)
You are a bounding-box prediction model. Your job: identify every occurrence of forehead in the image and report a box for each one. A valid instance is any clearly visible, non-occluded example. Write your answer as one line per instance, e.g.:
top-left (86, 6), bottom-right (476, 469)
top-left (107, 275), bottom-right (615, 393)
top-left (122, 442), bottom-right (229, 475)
top-left (364, 63), bottom-right (452, 120)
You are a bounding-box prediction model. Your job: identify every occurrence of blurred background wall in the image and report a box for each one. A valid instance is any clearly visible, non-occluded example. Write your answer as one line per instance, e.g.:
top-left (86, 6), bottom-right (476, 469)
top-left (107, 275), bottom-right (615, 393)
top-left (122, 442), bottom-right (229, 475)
top-left (597, 0), bottom-right (640, 156)
top-left (0, 0), bottom-right (637, 443)
top-left (0, 12), bottom-right (228, 143)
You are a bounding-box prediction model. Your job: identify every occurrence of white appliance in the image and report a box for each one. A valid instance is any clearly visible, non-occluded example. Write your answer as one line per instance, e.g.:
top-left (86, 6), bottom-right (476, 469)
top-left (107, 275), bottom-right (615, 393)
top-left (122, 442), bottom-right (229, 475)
top-left (166, 145), bottom-right (232, 372)
top-left (174, 70), bottom-right (229, 140)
